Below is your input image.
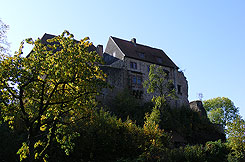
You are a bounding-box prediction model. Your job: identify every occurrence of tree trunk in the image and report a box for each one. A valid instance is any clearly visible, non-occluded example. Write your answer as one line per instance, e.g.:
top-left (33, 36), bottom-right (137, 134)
top-left (28, 127), bottom-right (36, 162)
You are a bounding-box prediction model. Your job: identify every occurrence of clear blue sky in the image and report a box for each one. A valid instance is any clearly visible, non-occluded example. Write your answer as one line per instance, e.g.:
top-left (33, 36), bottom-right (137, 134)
top-left (1, 0), bottom-right (245, 119)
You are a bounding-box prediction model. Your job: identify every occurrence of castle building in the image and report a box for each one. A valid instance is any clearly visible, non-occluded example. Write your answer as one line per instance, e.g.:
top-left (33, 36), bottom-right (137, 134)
top-left (100, 36), bottom-right (189, 108)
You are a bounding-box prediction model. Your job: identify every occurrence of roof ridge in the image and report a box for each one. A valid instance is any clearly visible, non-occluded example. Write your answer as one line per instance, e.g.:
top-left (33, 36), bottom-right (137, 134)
top-left (110, 36), bottom-right (164, 52)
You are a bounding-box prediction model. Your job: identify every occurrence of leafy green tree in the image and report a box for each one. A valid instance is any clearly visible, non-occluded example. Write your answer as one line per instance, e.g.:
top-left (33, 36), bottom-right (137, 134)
top-left (46, 108), bottom-right (170, 162)
top-left (0, 31), bottom-right (106, 161)
top-left (226, 115), bottom-right (245, 160)
top-left (203, 97), bottom-right (239, 128)
top-left (143, 64), bottom-right (176, 109)
top-left (207, 108), bottom-right (224, 126)
top-left (143, 64), bottom-right (176, 127)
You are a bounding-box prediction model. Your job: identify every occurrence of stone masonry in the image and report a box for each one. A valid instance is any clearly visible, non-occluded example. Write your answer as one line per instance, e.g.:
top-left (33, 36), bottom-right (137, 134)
top-left (100, 36), bottom-right (189, 108)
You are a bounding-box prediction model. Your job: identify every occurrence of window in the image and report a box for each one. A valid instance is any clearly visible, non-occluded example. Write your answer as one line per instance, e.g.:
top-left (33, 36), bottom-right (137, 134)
top-left (137, 76), bottom-right (142, 85)
top-left (131, 75), bottom-right (143, 88)
top-left (156, 57), bottom-right (163, 64)
top-left (132, 76), bottom-right (137, 84)
top-left (130, 62), bottom-right (137, 69)
top-left (177, 85), bottom-right (182, 95)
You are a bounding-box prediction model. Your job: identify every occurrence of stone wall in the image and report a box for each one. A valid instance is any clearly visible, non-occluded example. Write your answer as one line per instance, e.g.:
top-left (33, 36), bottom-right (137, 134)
top-left (124, 57), bottom-right (174, 102)
top-left (189, 100), bottom-right (207, 118)
top-left (104, 37), bottom-right (124, 60)
top-left (175, 70), bottom-right (189, 107)
top-left (100, 56), bottom-right (189, 108)
top-left (98, 65), bottom-right (128, 104)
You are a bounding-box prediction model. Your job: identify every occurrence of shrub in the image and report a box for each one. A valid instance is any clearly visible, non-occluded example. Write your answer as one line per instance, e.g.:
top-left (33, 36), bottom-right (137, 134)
top-left (159, 106), bottom-right (225, 145)
top-left (156, 140), bottom-right (229, 162)
top-left (205, 140), bottom-right (229, 162)
top-left (108, 89), bottom-right (153, 126)
top-left (47, 109), bottom-right (170, 162)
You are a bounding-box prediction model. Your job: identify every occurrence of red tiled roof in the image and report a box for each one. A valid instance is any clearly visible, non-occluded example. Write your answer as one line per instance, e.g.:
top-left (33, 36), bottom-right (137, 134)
top-left (111, 36), bottom-right (178, 69)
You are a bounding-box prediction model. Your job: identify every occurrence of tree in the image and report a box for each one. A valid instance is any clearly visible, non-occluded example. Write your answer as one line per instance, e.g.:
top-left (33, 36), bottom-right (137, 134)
top-left (143, 64), bottom-right (176, 129)
top-left (203, 97), bottom-right (239, 128)
top-left (226, 115), bottom-right (245, 160)
top-left (0, 31), bottom-right (107, 161)
top-left (0, 19), bottom-right (9, 56)
top-left (143, 64), bottom-right (176, 109)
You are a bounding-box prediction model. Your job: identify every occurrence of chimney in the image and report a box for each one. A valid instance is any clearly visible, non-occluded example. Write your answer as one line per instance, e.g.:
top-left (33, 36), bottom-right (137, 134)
top-left (96, 45), bottom-right (103, 57)
top-left (131, 38), bottom-right (136, 45)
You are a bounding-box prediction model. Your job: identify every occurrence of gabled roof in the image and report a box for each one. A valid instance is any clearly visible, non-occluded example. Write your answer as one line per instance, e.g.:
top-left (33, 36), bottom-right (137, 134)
top-left (110, 36), bottom-right (178, 69)
top-left (27, 33), bottom-right (97, 57)
top-left (40, 33), bottom-right (97, 52)
top-left (40, 33), bottom-right (57, 44)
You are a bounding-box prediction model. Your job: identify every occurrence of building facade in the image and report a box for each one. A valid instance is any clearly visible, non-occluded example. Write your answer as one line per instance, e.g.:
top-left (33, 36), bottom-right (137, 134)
top-left (100, 36), bottom-right (189, 108)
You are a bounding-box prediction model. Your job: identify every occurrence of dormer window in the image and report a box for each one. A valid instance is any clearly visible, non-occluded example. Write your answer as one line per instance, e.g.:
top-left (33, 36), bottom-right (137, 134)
top-left (156, 57), bottom-right (163, 64)
top-left (130, 62), bottom-right (137, 69)
top-left (138, 52), bottom-right (145, 59)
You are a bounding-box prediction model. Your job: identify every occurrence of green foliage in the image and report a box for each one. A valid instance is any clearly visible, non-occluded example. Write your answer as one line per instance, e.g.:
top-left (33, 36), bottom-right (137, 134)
top-left (108, 89), bottom-right (153, 126)
top-left (226, 116), bottom-right (245, 160)
top-left (205, 140), bottom-right (230, 161)
top-left (143, 64), bottom-right (176, 108)
top-left (159, 106), bottom-right (225, 144)
top-left (145, 106), bottom-right (161, 126)
top-left (143, 65), bottom-right (175, 96)
top-left (46, 109), bottom-right (170, 162)
top-left (143, 64), bottom-right (225, 146)
top-left (0, 103), bottom-right (241, 162)
top-left (151, 140), bottom-right (229, 162)
top-left (0, 31), bottom-right (107, 161)
top-left (208, 108), bottom-right (224, 125)
top-left (203, 97), bottom-right (239, 128)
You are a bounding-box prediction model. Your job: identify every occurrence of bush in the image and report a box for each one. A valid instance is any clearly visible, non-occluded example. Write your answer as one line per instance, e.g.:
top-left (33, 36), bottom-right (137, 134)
top-left (159, 106), bottom-right (226, 145)
top-left (205, 140), bottom-right (229, 162)
top-left (1, 108), bottom-right (242, 162)
top-left (155, 140), bottom-right (229, 162)
top-left (47, 109), bottom-right (170, 162)
top-left (108, 89), bottom-right (153, 126)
